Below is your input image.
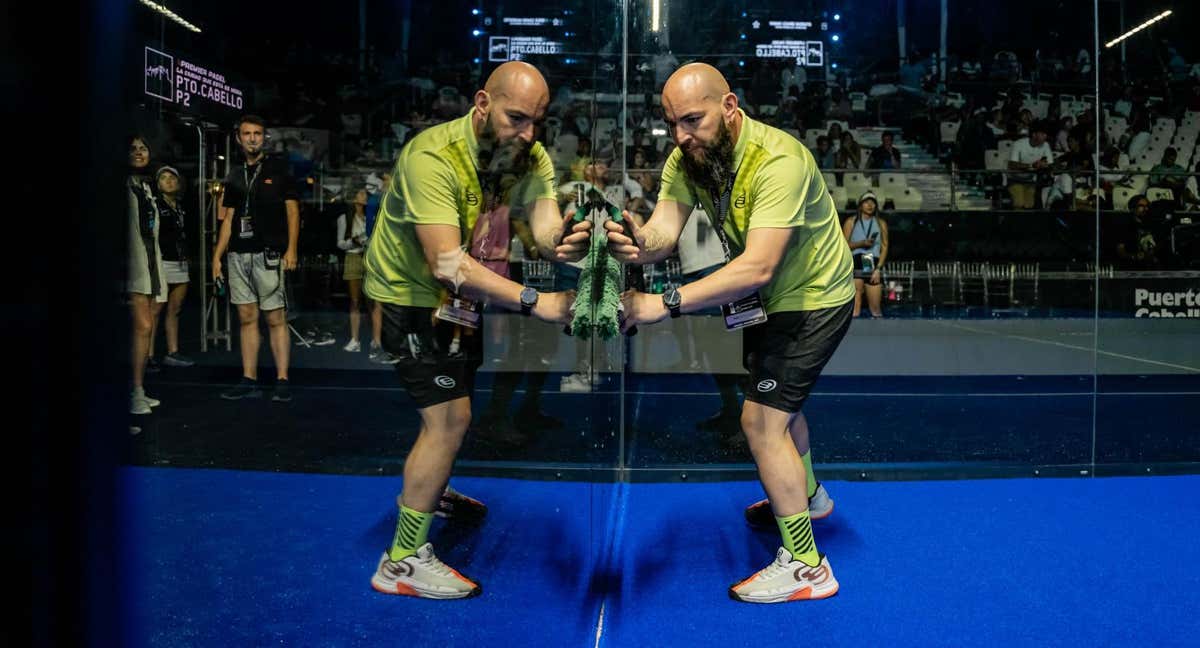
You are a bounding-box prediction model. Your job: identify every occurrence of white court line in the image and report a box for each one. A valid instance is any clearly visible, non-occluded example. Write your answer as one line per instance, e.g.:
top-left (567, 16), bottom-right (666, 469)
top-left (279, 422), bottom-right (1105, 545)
top-left (934, 321), bottom-right (1200, 374)
top-left (593, 601), bottom-right (606, 648)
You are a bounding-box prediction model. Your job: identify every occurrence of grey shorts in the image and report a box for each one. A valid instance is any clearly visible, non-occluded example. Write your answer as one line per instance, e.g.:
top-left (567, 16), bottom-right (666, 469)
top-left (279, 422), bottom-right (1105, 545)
top-left (162, 260), bottom-right (190, 285)
top-left (227, 252), bottom-right (288, 311)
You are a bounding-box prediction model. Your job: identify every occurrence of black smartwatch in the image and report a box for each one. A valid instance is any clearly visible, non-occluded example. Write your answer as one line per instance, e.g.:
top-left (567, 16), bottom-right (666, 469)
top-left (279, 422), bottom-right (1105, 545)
top-left (662, 287), bottom-right (682, 318)
top-left (519, 286), bottom-right (539, 316)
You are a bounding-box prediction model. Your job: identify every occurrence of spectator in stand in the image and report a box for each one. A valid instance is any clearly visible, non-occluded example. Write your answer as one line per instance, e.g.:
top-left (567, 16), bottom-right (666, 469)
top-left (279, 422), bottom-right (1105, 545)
top-left (827, 87), bottom-right (853, 123)
top-left (1114, 195), bottom-right (1161, 268)
top-left (1054, 116), bottom-right (1074, 153)
top-left (826, 122), bottom-right (844, 151)
top-left (148, 166), bottom-right (195, 369)
top-left (836, 131), bottom-right (863, 170)
top-left (957, 108), bottom-right (997, 173)
top-left (813, 135), bottom-right (836, 169)
top-left (1007, 120), bottom-right (1053, 209)
top-left (1017, 108), bottom-right (1034, 136)
top-left (987, 109), bottom-right (1007, 138)
top-left (337, 188), bottom-right (370, 352)
top-left (1124, 113), bottom-right (1152, 161)
top-left (127, 135), bottom-right (166, 415)
top-left (567, 138), bottom-right (593, 183)
top-left (1184, 159), bottom-right (1200, 211)
top-left (629, 146), bottom-right (656, 172)
top-left (584, 153), bottom-right (645, 215)
top-left (1149, 147), bottom-right (1187, 204)
top-left (1098, 147), bottom-right (1134, 208)
top-left (868, 131), bottom-right (903, 170)
top-left (1048, 134), bottom-right (1093, 209)
top-left (781, 61), bottom-right (805, 99)
top-left (595, 129), bottom-right (624, 167)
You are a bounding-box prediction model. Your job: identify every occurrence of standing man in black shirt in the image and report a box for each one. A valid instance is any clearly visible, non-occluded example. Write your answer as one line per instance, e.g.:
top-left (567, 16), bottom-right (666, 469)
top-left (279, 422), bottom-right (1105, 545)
top-left (211, 114), bottom-right (301, 402)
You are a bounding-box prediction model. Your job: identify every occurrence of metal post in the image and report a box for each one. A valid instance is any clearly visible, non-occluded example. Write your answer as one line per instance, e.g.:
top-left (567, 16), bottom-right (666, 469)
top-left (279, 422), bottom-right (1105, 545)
top-left (939, 0), bottom-right (948, 84)
top-left (195, 123), bottom-right (207, 351)
top-left (359, 0), bottom-right (367, 85)
top-left (1119, 0), bottom-right (1126, 70)
top-left (223, 134), bottom-right (231, 351)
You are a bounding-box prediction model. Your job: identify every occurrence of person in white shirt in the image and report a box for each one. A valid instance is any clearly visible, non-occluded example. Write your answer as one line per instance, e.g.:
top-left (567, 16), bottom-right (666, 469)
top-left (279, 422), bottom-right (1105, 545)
top-left (337, 188), bottom-right (370, 351)
top-left (1007, 121), bottom-right (1053, 208)
top-left (1124, 114), bottom-right (1151, 161)
top-left (1185, 160), bottom-right (1200, 211)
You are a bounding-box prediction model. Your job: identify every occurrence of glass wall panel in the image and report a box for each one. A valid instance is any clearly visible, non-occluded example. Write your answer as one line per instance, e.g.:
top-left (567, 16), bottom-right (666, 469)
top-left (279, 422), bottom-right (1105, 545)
top-left (117, 2), bottom-right (623, 644)
top-left (1095, 0), bottom-right (1200, 473)
top-left (621, 0), bottom-right (1100, 479)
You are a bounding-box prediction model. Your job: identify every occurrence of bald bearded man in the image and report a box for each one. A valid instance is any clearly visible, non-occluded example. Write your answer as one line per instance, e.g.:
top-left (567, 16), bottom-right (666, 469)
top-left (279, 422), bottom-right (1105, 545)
top-left (607, 63), bottom-right (854, 603)
top-left (366, 62), bottom-right (591, 599)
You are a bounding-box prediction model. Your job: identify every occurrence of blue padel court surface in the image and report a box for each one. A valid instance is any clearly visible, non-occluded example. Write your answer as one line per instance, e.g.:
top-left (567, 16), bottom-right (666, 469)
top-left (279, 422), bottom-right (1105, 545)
top-left (119, 468), bottom-right (1200, 647)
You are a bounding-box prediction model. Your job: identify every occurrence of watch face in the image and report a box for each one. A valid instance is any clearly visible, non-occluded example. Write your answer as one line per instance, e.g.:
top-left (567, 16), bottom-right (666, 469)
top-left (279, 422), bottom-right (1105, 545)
top-left (520, 287), bottom-right (537, 306)
top-left (664, 289), bottom-right (681, 307)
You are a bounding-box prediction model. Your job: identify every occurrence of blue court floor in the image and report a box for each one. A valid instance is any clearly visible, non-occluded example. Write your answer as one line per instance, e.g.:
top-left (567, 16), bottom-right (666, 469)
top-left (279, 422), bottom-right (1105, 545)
top-left (119, 468), bottom-right (1200, 647)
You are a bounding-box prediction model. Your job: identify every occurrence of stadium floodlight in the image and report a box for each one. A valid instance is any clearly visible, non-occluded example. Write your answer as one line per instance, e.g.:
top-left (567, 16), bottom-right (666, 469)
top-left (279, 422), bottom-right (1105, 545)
top-left (1104, 9), bottom-right (1171, 48)
top-left (139, 0), bottom-right (201, 33)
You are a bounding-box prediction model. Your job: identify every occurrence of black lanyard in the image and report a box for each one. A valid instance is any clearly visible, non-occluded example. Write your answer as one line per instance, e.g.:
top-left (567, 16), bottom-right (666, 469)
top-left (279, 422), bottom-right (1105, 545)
top-left (242, 162), bottom-right (262, 216)
top-left (709, 175), bottom-right (736, 263)
top-left (855, 215), bottom-right (877, 242)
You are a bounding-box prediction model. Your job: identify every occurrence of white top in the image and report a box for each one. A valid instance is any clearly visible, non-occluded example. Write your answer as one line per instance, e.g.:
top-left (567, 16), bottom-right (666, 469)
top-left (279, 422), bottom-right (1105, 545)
top-left (1128, 131), bottom-right (1151, 160)
top-left (677, 206), bottom-right (726, 275)
top-left (1010, 137), bottom-right (1053, 165)
top-left (1098, 162), bottom-right (1130, 185)
top-left (1009, 137), bottom-right (1053, 183)
top-left (337, 212), bottom-right (368, 254)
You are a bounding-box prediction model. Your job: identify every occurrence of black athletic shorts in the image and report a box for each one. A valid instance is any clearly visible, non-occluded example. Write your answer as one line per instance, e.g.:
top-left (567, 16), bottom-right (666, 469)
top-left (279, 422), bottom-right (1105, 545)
top-left (741, 300), bottom-right (853, 413)
top-left (380, 304), bottom-right (484, 409)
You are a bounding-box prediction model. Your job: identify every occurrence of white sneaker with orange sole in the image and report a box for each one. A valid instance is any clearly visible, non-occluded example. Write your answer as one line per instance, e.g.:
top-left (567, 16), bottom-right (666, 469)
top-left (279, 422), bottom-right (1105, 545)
top-left (370, 543), bottom-right (481, 599)
top-left (729, 548), bottom-right (839, 603)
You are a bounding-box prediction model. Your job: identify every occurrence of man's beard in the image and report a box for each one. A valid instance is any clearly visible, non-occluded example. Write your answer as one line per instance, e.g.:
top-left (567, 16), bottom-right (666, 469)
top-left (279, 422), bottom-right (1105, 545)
top-left (679, 119), bottom-right (735, 195)
top-left (477, 114), bottom-right (534, 190)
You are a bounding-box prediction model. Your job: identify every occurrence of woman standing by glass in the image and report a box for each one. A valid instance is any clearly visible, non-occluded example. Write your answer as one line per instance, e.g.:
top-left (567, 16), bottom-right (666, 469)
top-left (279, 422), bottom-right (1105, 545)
top-left (127, 136), bottom-right (167, 414)
top-left (337, 188), bottom-right (370, 352)
top-left (148, 166), bottom-right (195, 368)
top-left (842, 191), bottom-right (890, 318)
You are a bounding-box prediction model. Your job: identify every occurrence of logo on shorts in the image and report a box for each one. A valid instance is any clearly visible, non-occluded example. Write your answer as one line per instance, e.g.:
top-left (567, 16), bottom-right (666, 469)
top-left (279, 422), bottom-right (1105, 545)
top-left (756, 379), bottom-right (777, 392)
top-left (434, 375), bottom-right (456, 389)
top-left (734, 193), bottom-right (746, 208)
top-left (465, 190), bottom-right (479, 206)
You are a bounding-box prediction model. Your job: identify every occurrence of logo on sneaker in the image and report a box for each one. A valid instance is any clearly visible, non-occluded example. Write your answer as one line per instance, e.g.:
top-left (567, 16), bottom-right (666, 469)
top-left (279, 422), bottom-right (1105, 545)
top-left (795, 564), bottom-right (831, 584)
top-left (434, 375), bottom-right (456, 389)
top-left (756, 379), bottom-right (778, 392)
top-left (383, 560), bottom-right (414, 578)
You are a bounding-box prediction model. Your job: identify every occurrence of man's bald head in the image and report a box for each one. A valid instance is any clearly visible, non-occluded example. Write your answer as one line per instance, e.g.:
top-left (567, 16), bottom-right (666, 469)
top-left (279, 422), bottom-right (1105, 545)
top-left (662, 63), bottom-right (730, 111)
top-left (483, 61), bottom-right (550, 105)
top-left (659, 63), bottom-right (742, 191)
top-left (474, 61), bottom-right (550, 147)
